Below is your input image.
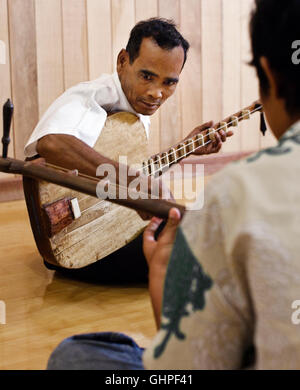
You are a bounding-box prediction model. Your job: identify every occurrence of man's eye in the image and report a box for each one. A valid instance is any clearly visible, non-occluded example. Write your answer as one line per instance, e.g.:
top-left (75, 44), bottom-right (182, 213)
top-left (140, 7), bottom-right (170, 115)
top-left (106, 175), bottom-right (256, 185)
top-left (143, 74), bottom-right (152, 81)
top-left (165, 80), bottom-right (177, 87)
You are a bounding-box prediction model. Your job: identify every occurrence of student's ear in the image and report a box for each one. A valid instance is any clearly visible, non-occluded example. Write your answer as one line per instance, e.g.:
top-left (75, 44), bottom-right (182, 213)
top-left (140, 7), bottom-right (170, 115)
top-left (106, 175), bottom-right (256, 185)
top-left (259, 56), bottom-right (279, 98)
top-left (117, 49), bottom-right (130, 73)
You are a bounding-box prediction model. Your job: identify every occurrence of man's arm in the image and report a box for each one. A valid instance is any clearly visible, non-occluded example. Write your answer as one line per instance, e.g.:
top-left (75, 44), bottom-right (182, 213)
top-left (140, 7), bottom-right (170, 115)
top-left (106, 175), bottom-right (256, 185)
top-left (37, 134), bottom-right (121, 180)
top-left (37, 133), bottom-right (172, 220)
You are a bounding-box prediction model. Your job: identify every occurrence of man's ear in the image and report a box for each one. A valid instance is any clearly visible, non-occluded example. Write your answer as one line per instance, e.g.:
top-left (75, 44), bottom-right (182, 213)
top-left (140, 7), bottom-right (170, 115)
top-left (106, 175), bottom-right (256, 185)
top-left (259, 56), bottom-right (279, 98)
top-left (117, 49), bottom-right (129, 73)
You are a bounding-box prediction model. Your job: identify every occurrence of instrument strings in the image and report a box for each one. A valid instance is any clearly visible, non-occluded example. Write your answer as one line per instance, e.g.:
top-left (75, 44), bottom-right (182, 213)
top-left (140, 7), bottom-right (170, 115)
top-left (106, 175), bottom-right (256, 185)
top-left (139, 104), bottom-right (262, 176)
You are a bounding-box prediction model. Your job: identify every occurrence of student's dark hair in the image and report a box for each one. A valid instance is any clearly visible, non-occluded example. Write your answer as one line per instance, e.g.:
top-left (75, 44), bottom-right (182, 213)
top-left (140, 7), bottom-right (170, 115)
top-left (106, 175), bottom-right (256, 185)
top-left (126, 18), bottom-right (190, 68)
top-left (250, 0), bottom-right (300, 115)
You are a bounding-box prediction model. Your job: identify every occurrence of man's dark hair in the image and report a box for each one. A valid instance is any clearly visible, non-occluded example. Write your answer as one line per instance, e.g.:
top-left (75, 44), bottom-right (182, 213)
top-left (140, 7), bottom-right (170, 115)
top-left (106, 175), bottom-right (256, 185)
top-left (126, 18), bottom-right (190, 68)
top-left (250, 0), bottom-right (300, 115)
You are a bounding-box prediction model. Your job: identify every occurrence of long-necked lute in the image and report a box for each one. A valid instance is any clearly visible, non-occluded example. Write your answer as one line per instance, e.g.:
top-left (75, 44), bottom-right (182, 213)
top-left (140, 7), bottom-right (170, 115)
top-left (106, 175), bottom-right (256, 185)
top-left (3, 100), bottom-right (263, 269)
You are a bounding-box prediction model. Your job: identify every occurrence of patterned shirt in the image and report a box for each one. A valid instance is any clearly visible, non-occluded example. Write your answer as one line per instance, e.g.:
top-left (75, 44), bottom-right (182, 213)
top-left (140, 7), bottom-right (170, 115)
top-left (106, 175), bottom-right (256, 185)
top-left (144, 120), bottom-right (300, 369)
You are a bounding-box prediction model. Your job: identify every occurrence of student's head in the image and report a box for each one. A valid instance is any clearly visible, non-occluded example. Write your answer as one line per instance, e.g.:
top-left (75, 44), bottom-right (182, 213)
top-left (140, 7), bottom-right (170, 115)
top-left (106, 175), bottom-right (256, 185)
top-left (250, 0), bottom-right (300, 137)
top-left (117, 18), bottom-right (190, 116)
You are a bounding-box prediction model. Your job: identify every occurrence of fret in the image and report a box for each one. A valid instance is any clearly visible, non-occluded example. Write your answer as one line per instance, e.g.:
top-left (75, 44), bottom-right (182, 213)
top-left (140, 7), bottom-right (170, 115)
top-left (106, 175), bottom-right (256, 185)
top-left (176, 143), bottom-right (186, 159)
top-left (142, 160), bottom-right (149, 176)
top-left (153, 155), bottom-right (162, 177)
top-left (168, 148), bottom-right (177, 164)
top-left (242, 109), bottom-right (251, 119)
top-left (148, 158), bottom-right (155, 176)
top-left (231, 116), bottom-right (239, 127)
top-left (161, 152), bottom-right (170, 172)
top-left (184, 138), bottom-right (195, 154)
top-left (208, 128), bottom-right (216, 142)
top-left (220, 122), bottom-right (228, 132)
top-left (194, 133), bottom-right (205, 148)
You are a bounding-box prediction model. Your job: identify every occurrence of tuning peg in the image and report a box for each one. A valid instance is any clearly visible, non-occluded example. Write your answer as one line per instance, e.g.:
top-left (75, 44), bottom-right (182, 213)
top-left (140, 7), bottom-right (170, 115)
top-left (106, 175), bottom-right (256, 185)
top-left (230, 116), bottom-right (239, 127)
top-left (242, 110), bottom-right (251, 120)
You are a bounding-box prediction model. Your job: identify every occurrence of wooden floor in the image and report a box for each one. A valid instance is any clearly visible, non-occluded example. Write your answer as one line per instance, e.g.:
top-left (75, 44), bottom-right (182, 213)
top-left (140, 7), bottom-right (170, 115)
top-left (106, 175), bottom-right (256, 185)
top-left (0, 200), bottom-right (157, 370)
top-left (0, 158), bottom-right (222, 370)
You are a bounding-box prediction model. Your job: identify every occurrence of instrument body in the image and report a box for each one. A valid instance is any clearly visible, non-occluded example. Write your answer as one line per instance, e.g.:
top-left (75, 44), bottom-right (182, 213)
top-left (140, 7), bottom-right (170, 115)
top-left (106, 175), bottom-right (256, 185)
top-left (23, 112), bottom-right (151, 269)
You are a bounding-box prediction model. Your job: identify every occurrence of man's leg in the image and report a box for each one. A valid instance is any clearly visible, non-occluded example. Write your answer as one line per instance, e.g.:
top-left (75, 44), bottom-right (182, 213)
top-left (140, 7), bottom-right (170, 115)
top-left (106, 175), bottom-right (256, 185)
top-left (47, 332), bottom-right (144, 370)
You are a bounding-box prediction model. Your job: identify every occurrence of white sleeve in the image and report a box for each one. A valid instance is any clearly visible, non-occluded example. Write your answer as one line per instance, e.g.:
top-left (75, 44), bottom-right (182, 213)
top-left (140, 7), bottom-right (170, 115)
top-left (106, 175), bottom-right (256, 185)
top-left (24, 87), bottom-right (110, 158)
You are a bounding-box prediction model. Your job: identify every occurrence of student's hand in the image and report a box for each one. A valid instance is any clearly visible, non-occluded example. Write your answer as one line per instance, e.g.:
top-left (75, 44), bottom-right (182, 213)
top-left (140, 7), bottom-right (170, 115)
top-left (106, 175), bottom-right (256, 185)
top-left (185, 121), bottom-right (234, 156)
top-left (143, 207), bottom-right (181, 328)
top-left (143, 207), bottom-right (181, 270)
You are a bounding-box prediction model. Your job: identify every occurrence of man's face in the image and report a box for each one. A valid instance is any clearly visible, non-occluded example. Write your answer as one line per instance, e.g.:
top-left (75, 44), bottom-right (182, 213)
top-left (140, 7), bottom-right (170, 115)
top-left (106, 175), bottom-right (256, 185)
top-left (117, 37), bottom-right (185, 115)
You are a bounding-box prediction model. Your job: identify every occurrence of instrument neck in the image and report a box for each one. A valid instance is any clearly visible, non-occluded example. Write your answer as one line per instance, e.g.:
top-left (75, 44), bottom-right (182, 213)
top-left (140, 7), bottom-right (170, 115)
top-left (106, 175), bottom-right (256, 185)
top-left (143, 100), bottom-right (262, 177)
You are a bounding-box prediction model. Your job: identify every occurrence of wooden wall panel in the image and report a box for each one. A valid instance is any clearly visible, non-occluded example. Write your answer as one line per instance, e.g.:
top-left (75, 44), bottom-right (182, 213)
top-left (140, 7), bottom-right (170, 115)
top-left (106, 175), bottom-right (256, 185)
top-left (111, 0), bottom-right (135, 66)
top-left (0, 0), bottom-right (13, 179)
top-left (87, 0), bottom-right (113, 79)
top-left (201, 0), bottom-right (223, 125)
top-left (180, 0), bottom-right (202, 139)
top-left (35, 0), bottom-right (64, 117)
top-left (158, 0), bottom-right (182, 150)
top-left (240, 0), bottom-right (261, 152)
top-left (221, 0), bottom-right (241, 153)
top-left (8, 0), bottom-right (39, 160)
top-left (61, 0), bottom-right (89, 89)
top-left (135, 0), bottom-right (160, 156)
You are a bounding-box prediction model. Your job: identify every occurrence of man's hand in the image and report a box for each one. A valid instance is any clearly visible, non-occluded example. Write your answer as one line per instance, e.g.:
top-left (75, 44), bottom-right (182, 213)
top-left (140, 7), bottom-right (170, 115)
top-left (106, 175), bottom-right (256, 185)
top-left (143, 207), bottom-right (181, 328)
top-left (185, 121), bottom-right (234, 156)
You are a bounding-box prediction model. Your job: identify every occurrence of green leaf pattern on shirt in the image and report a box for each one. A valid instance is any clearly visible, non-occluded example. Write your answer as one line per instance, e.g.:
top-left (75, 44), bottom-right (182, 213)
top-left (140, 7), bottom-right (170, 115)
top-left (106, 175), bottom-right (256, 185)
top-left (154, 228), bottom-right (213, 359)
top-left (246, 131), bottom-right (300, 164)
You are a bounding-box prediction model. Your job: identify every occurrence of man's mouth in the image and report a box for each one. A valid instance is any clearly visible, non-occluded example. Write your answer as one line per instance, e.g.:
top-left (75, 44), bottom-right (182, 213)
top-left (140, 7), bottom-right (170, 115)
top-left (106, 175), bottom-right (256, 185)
top-left (140, 100), bottom-right (160, 109)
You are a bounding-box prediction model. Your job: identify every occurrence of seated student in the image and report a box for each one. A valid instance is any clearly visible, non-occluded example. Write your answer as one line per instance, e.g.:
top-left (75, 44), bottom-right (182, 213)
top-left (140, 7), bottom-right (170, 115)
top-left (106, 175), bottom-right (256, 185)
top-left (47, 0), bottom-right (300, 369)
top-left (24, 18), bottom-right (229, 284)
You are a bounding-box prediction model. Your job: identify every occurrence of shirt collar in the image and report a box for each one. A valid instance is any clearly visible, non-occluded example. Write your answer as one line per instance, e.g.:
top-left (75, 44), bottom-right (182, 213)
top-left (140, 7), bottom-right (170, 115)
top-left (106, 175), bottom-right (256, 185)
top-left (112, 72), bottom-right (150, 138)
top-left (280, 119), bottom-right (300, 141)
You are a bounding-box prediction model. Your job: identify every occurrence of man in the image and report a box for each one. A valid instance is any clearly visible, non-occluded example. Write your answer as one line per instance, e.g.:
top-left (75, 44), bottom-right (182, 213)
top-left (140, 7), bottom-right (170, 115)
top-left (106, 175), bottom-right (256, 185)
top-left (47, 0), bottom-right (300, 369)
top-left (25, 18), bottom-right (230, 284)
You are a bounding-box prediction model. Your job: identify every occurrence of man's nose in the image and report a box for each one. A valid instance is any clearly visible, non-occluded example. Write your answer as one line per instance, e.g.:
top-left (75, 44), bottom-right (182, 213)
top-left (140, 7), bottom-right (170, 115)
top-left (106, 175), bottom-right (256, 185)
top-left (147, 86), bottom-right (163, 100)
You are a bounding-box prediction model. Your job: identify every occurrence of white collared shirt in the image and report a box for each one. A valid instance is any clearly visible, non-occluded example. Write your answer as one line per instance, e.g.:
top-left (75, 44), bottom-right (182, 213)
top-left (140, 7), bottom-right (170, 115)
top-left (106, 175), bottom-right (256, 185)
top-left (24, 72), bottom-right (151, 157)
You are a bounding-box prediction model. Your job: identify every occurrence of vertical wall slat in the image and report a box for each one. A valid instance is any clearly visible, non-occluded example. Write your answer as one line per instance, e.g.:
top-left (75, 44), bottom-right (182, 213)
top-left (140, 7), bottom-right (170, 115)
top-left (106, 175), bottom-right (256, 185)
top-left (35, 0), bottom-right (64, 118)
top-left (201, 0), bottom-right (223, 126)
top-left (0, 0), bottom-right (13, 178)
top-left (158, 0), bottom-right (182, 150)
top-left (87, 0), bottom-right (112, 79)
top-left (8, 0), bottom-right (39, 160)
top-left (240, 0), bottom-right (260, 152)
top-left (111, 0), bottom-right (135, 67)
top-left (221, 0), bottom-right (241, 153)
top-left (180, 0), bottom-right (202, 139)
top-left (135, 0), bottom-right (160, 155)
top-left (61, 0), bottom-right (89, 89)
